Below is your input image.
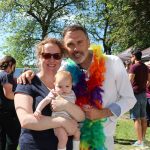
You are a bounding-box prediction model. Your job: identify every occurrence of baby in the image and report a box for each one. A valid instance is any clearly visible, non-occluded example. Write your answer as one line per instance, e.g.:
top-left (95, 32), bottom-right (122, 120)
top-left (34, 70), bottom-right (80, 150)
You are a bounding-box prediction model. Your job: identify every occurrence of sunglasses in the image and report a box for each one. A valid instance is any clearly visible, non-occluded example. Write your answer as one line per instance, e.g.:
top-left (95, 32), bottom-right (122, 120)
top-left (41, 53), bottom-right (62, 60)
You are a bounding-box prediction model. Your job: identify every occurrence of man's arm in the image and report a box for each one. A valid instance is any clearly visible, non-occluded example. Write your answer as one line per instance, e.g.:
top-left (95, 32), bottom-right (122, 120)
top-left (17, 70), bottom-right (35, 84)
top-left (108, 57), bottom-right (136, 119)
top-left (147, 72), bottom-right (150, 87)
top-left (129, 73), bottom-right (135, 83)
top-left (83, 107), bottom-right (113, 120)
top-left (85, 56), bottom-right (136, 121)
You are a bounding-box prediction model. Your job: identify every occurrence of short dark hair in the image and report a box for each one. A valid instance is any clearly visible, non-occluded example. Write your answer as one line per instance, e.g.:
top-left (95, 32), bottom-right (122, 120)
top-left (62, 24), bottom-right (89, 39)
top-left (131, 48), bottom-right (142, 60)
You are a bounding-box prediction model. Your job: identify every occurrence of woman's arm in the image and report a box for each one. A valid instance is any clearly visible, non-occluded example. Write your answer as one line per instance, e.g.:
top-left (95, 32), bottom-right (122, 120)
top-left (3, 83), bottom-right (14, 100)
top-left (14, 93), bottom-right (78, 135)
top-left (51, 95), bottom-right (85, 122)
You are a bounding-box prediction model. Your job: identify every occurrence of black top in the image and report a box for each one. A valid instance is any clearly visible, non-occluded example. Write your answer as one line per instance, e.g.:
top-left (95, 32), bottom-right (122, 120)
top-left (0, 70), bottom-right (16, 113)
top-left (15, 75), bottom-right (72, 150)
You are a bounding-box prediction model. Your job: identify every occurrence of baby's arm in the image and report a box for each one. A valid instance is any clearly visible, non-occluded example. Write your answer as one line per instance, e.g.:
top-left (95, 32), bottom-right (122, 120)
top-left (34, 92), bottom-right (54, 119)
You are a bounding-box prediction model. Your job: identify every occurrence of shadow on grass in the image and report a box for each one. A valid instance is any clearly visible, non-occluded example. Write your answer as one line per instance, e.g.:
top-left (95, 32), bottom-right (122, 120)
top-left (114, 138), bottom-right (135, 145)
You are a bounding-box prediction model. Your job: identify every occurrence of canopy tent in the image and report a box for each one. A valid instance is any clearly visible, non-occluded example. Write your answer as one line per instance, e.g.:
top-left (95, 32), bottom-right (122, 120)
top-left (117, 47), bottom-right (150, 62)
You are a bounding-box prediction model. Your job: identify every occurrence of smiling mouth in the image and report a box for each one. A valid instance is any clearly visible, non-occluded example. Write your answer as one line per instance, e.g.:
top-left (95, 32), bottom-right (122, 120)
top-left (73, 52), bottom-right (82, 58)
top-left (47, 64), bottom-right (55, 67)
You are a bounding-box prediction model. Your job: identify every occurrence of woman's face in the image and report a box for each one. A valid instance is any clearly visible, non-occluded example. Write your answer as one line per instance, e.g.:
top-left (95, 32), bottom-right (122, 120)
top-left (39, 43), bottom-right (62, 74)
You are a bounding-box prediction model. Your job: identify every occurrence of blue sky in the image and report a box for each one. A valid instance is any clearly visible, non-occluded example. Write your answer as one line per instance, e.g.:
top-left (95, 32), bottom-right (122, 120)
top-left (0, 31), bottom-right (9, 59)
top-left (0, 41), bottom-right (4, 59)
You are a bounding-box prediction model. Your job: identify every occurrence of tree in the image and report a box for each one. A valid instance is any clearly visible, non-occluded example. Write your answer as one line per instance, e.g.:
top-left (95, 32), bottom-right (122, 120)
top-left (0, 0), bottom-right (83, 66)
top-left (108, 0), bottom-right (150, 53)
top-left (73, 0), bottom-right (150, 54)
top-left (73, 0), bottom-right (113, 54)
top-left (1, 0), bottom-right (150, 61)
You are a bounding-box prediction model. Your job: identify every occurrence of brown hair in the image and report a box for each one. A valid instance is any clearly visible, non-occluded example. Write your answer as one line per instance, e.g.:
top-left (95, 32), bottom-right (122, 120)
top-left (0, 56), bottom-right (16, 70)
top-left (36, 38), bottom-right (67, 58)
top-left (62, 24), bottom-right (89, 39)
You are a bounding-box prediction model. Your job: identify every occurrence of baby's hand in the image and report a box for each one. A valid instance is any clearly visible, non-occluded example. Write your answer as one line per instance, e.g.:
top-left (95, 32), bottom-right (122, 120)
top-left (34, 111), bottom-right (42, 120)
top-left (50, 89), bottom-right (58, 97)
top-left (47, 90), bottom-right (56, 99)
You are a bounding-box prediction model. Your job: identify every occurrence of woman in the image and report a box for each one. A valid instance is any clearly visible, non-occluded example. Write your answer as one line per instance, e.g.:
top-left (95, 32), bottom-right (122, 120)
top-left (0, 56), bottom-right (20, 150)
top-left (14, 38), bottom-right (85, 150)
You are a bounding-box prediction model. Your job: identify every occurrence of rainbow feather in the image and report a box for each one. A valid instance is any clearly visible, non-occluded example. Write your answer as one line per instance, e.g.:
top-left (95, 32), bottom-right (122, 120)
top-left (65, 45), bottom-right (107, 150)
top-left (80, 119), bottom-right (106, 150)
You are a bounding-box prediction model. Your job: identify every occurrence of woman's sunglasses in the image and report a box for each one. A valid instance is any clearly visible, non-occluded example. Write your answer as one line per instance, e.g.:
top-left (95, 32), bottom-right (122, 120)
top-left (41, 53), bottom-right (62, 60)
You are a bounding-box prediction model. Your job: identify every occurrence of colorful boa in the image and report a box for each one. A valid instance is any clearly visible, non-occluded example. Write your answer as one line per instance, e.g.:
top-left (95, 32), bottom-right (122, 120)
top-left (65, 45), bottom-right (107, 150)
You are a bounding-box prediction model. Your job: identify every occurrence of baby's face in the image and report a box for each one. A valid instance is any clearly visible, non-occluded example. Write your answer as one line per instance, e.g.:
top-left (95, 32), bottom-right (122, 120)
top-left (54, 78), bottom-right (72, 95)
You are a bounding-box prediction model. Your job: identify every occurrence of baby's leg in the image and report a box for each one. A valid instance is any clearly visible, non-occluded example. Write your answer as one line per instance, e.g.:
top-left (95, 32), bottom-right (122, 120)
top-left (73, 129), bottom-right (80, 150)
top-left (54, 127), bottom-right (68, 150)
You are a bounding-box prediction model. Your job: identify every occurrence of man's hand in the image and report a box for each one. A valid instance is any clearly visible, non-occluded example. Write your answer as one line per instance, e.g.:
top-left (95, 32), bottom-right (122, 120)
top-left (83, 107), bottom-right (113, 120)
top-left (17, 70), bottom-right (35, 84)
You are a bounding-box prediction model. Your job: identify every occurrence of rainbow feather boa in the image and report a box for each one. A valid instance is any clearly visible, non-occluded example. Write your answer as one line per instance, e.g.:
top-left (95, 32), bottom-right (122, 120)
top-left (65, 45), bottom-right (107, 150)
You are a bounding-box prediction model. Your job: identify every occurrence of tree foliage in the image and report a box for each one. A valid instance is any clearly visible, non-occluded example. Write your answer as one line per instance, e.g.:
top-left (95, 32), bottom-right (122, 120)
top-left (72, 0), bottom-right (112, 54)
top-left (108, 0), bottom-right (150, 53)
top-left (73, 0), bottom-right (150, 53)
top-left (0, 0), bottom-right (82, 66)
top-left (0, 0), bottom-right (150, 65)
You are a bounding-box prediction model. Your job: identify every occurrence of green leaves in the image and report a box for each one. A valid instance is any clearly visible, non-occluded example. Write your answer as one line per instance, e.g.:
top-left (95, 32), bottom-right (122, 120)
top-left (0, 0), bottom-right (150, 63)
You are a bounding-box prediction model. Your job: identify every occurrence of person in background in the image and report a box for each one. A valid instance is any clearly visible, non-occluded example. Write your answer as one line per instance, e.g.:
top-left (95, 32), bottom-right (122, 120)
top-left (146, 80), bottom-right (150, 127)
top-left (34, 70), bottom-right (81, 150)
top-left (0, 56), bottom-right (20, 150)
top-left (145, 61), bottom-right (150, 127)
top-left (17, 24), bottom-right (136, 150)
top-left (129, 49), bottom-right (149, 147)
top-left (14, 38), bottom-right (85, 150)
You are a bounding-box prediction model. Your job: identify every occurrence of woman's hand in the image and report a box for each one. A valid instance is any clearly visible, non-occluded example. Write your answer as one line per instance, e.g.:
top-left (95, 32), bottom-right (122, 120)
top-left (51, 95), bottom-right (68, 112)
top-left (17, 70), bottom-right (35, 84)
top-left (51, 95), bottom-right (85, 122)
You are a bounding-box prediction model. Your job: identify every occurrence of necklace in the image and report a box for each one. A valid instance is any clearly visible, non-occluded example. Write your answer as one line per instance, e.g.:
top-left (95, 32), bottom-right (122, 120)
top-left (65, 45), bottom-right (106, 109)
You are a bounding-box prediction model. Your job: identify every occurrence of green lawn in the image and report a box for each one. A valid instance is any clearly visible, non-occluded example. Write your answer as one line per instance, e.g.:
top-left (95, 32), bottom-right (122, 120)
top-left (115, 116), bottom-right (150, 150)
top-left (17, 114), bottom-right (150, 150)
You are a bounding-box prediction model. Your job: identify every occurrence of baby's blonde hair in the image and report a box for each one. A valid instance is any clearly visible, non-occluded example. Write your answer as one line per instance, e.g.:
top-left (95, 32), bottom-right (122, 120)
top-left (55, 70), bottom-right (72, 83)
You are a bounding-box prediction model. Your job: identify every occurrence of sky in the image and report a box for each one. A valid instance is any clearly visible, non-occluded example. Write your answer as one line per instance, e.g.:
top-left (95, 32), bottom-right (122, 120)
top-left (0, 41), bottom-right (4, 59)
top-left (0, 31), bottom-right (9, 59)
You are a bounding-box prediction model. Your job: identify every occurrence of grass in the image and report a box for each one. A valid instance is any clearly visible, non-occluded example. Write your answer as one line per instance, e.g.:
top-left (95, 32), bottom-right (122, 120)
top-left (17, 113), bottom-right (150, 150)
top-left (114, 114), bottom-right (150, 150)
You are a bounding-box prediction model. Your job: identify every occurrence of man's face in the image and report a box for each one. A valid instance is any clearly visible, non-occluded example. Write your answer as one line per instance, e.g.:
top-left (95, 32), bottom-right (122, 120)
top-left (63, 30), bottom-right (90, 65)
top-left (130, 54), bottom-right (135, 64)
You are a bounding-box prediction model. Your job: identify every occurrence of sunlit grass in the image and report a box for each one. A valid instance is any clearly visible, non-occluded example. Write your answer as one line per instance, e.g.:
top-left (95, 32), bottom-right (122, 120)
top-left (115, 115), bottom-right (150, 149)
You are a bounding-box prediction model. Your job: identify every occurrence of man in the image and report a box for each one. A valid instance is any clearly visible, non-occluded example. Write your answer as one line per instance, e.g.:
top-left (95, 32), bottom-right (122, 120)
top-left (18, 24), bottom-right (136, 150)
top-left (129, 49), bottom-right (149, 147)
